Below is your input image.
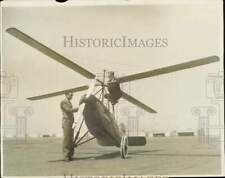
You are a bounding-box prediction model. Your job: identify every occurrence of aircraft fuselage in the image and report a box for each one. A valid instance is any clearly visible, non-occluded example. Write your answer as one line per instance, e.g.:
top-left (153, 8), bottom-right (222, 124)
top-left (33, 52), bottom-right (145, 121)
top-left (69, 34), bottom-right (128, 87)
top-left (83, 95), bottom-right (122, 147)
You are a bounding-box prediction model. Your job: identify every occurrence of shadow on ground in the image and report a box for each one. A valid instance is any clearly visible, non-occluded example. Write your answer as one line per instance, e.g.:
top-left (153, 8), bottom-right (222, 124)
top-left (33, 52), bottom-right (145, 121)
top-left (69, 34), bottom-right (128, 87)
top-left (48, 149), bottom-right (161, 162)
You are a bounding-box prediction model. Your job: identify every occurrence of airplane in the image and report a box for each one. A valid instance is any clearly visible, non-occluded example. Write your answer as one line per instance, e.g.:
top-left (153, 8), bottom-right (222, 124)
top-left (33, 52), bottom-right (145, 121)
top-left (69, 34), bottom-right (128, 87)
top-left (6, 28), bottom-right (220, 159)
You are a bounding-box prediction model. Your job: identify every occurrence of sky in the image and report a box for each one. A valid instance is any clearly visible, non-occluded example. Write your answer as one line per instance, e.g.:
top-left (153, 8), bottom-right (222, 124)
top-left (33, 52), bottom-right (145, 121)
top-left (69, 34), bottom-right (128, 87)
top-left (1, 0), bottom-right (223, 136)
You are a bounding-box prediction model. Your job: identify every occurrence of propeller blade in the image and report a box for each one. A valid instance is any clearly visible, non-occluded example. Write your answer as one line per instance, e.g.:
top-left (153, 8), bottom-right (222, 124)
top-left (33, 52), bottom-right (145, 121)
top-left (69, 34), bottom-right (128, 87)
top-left (27, 85), bottom-right (89, 100)
top-left (117, 56), bottom-right (219, 83)
top-left (6, 28), bottom-right (95, 79)
top-left (121, 91), bottom-right (157, 114)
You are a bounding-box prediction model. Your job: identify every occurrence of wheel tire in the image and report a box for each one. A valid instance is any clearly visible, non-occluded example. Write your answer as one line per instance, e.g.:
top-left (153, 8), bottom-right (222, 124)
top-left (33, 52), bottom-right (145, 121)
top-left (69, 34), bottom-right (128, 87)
top-left (120, 135), bottom-right (128, 159)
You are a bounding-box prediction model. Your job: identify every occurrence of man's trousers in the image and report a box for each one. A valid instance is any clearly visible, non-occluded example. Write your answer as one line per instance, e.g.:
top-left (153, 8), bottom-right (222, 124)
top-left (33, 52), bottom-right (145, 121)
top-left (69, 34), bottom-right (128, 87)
top-left (62, 119), bottom-right (74, 159)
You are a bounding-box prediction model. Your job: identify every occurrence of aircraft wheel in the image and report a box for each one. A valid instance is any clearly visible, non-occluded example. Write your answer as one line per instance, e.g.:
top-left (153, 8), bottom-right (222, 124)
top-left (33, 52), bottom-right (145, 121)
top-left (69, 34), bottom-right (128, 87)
top-left (120, 135), bottom-right (128, 159)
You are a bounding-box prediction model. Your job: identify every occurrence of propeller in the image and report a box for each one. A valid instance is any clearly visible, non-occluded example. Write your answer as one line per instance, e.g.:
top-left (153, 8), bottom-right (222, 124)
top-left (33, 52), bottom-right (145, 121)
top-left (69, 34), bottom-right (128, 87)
top-left (6, 28), bottom-right (95, 79)
top-left (27, 85), bottom-right (89, 100)
top-left (117, 56), bottom-right (219, 83)
top-left (121, 91), bottom-right (157, 114)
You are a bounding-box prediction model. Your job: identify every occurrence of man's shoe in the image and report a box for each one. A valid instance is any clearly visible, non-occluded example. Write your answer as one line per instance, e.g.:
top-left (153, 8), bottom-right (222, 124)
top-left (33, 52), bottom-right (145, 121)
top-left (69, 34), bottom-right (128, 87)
top-left (64, 157), bottom-right (71, 162)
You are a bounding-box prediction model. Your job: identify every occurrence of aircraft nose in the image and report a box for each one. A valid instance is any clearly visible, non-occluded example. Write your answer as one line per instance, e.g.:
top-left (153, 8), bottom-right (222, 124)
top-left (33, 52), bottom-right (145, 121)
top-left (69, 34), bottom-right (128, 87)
top-left (79, 94), bottom-right (95, 105)
top-left (79, 94), bottom-right (87, 105)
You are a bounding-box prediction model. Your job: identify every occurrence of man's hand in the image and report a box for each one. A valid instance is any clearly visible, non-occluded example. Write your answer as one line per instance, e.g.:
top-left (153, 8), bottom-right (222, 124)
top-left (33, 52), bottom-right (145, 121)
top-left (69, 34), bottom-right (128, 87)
top-left (72, 121), bottom-right (77, 129)
top-left (73, 107), bottom-right (79, 112)
top-left (79, 94), bottom-right (87, 105)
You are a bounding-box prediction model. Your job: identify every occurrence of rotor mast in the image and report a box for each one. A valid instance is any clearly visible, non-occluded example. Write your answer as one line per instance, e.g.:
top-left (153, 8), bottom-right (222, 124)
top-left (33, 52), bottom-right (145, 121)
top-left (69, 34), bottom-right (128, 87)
top-left (101, 69), bottom-right (106, 103)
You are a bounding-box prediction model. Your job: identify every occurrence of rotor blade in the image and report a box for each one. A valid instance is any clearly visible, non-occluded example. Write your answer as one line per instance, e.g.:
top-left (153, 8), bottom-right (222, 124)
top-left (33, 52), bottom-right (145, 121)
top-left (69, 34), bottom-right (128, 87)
top-left (27, 85), bottom-right (89, 100)
top-left (6, 28), bottom-right (95, 79)
top-left (121, 91), bottom-right (157, 113)
top-left (117, 56), bottom-right (219, 83)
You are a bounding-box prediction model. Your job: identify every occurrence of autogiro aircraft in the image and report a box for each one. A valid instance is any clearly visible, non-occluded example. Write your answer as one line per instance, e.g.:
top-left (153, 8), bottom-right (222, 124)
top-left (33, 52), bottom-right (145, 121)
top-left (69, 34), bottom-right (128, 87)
top-left (6, 28), bottom-right (219, 159)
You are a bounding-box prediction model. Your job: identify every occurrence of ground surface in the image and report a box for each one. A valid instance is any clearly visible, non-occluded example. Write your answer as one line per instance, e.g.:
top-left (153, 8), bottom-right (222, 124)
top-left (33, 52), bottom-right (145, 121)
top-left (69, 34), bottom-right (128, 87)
top-left (3, 136), bottom-right (222, 176)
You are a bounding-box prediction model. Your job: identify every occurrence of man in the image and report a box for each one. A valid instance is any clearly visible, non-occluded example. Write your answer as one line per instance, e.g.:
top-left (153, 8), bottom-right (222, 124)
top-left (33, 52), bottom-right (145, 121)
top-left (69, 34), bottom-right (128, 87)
top-left (60, 91), bottom-right (78, 161)
top-left (105, 71), bottom-right (122, 105)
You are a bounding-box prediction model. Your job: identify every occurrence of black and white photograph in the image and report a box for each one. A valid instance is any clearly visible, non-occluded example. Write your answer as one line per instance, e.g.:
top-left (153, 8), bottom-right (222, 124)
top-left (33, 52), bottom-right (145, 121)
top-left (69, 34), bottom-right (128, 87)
top-left (1, 0), bottom-right (224, 177)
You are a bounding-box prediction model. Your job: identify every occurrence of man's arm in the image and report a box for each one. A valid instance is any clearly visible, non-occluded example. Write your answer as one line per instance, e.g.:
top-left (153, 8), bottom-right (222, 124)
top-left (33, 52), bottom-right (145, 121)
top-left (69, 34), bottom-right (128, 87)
top-left (61, 101), bottom-right (78, 113)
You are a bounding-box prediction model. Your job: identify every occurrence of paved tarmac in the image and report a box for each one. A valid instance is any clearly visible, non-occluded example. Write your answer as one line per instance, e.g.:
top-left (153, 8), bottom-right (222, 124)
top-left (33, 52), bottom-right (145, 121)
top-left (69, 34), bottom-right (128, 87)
top-left (2, 136), bottom-right (222, 176)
